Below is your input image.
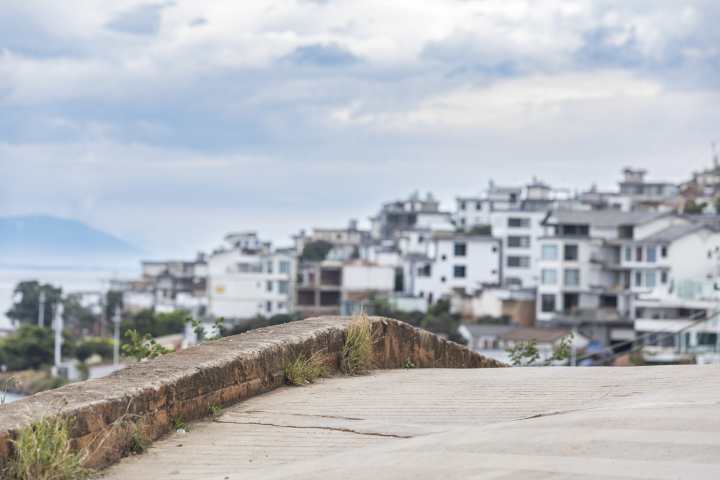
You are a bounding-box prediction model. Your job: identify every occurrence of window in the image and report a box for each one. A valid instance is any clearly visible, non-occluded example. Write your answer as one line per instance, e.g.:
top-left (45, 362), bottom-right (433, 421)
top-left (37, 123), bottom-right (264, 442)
top-left (460, 218), bottom-right (466, 226)
top-left (564, 269), bottom-right (580, 286)
top-left (635, 272), bottom-right (642, 287)
top-left (418, 264), bottom-right (431, 277)
top-left (508, 236), bottom-right (530, 248)
top-left (661, 246), bottom-right (667, 258)
top-left (266, 301), bottom-right (272, 313)
top-left (647, 246), bottom-right (656, 263)
top-left (542, 245), bottom-right (558, 260)
top-left (646, 272), bottom-right (656, 287)
top-left (476, 202), bottom-right (482, 211)
top-left (661, 271), bottom-right (667, 284)
top-left (541, 269), bottom-right (557, 285)
top-left (266, 280), bottom-right (273, 292)
top-left (508, 218), bottom-right (530, 228)
top-left (492, 246), bottom-right (497, 253)
top-left (564, 244), bottom-right (578, 261)
top-left (238, 263), bottom-right (262, 273)
top-left (509, 193), bottom-right (518, 203)
top-left (600, 295), bottom-right (617, 308)
top-left (541, 294), bottom-right (556, 313)
top-left (418, 236), bottom-right (424, 243)
top-left (507, 256), bottom-right (530, 268)
top-left (441, 276), bottom-right (446, 283)
top-left (558, 225), bottom-right (589, 236)
top-left (267, 261), bottom-right (273, 273)
top-left (441, 254), bottom-right (447, 261)
top-left (625, 247), bottom-right (632, 262)
top-left (279, 261), bottom-right (291, 274)
top-left (454, 243), bottom-right (467, 256)
top-left (277, 302), bottom-right (286, 310)
top-left (454, 266), bottom-right (466, 278)
top-left (460, 202), bottom-right (466, 210)
top-left (278, 281), bottom-right (289, 294)
top-left (636, 247), bottom-right (643, 262)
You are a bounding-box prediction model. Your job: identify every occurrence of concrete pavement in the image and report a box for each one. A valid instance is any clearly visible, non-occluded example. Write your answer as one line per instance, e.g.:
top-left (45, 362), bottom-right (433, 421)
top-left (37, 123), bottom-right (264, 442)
top-left (101, 365), bottom-right (720, 479)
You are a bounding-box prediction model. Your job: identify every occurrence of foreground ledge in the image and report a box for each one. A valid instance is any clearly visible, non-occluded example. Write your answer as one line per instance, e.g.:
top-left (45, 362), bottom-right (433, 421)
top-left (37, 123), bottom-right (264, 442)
top-left (0, 316), bottom-right (506, 469)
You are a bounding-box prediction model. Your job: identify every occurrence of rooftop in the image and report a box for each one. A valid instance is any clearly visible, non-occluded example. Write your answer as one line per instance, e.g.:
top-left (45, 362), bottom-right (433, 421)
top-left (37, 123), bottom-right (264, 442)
top-left (546, 210), bottom-right (670, 228)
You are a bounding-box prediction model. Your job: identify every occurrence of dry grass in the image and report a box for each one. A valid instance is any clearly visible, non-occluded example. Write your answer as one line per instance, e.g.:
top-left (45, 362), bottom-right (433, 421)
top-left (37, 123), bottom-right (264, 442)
top-left (340, 310), bottom-right (377, 375)
top-left (5, 403), bottom-right (94, 480)
top-left (283, 349), bottom-right (331, 385)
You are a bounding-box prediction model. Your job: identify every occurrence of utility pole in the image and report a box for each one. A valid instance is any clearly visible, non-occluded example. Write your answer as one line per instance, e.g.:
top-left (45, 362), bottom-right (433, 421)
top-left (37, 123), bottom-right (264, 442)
top-left (38, 290), bottom-right (46, 327)
top-left (112, 305), bottom-right (121, 369)
top-left (53, 302), bottom-right (64, 376)
top-left (100, 296), bottom-right (108, 338)
top-left (571, 326), bottom-right (578, 367)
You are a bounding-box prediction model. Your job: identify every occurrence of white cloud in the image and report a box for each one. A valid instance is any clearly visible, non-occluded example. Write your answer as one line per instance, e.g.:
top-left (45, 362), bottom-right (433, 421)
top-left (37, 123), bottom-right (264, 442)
top-left (332, 71), bottom-right (663, 129)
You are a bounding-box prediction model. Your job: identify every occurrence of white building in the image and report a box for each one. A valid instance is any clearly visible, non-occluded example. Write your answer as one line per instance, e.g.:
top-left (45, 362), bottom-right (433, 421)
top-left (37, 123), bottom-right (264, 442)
top-left (208, 233), bottom-right (296, 319)
top-left (403, 230), bottom-right (501, 305)
top-left (536, 211), bottom-right (696, 323)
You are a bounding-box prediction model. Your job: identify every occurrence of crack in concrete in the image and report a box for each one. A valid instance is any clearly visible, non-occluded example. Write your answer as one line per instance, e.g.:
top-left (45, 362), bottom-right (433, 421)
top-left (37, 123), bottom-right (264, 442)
top-left (216, 419), bottom-right (413, 438)
top-left (230, 410), bottom-right (365, 421)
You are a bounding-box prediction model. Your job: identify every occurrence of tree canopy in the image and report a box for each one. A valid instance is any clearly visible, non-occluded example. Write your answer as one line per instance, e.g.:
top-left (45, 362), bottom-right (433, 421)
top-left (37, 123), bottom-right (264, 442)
top-left (5, 281), bottom-right (62, 327)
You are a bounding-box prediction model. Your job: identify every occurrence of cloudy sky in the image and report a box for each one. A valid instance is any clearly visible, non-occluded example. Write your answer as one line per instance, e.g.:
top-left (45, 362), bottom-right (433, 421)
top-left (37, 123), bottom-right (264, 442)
top-left (1, 0), bottom-right (719, 257)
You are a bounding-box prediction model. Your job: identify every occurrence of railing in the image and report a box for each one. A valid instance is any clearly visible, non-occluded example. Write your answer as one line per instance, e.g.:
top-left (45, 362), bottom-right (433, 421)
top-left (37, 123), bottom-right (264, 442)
top-left (554, 308), bottom-right (629, 322)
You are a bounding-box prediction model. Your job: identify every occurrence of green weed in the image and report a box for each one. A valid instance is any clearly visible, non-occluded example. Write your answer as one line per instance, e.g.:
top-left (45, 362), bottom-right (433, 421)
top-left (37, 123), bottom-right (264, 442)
top-left (184, 316), bottom-right (225, 342)
top-left (5, 402), bottom-right (94, 479)
top-left (121, 329), bottom-right (175, 362)
top-left (340, 310), bottom-right (377, 375)
top-left (207, 399), bottom-right (223, 418)
top-left (1, 375), bottom-right (21, 404)
top-left (173, 411), bottom-right (190, 432)
top-left (283, 349), bottom-right (331, 386)
top-left (402, 358), bottom-right (416, 369)
top-left (128, 420), bottom-right (150, 455)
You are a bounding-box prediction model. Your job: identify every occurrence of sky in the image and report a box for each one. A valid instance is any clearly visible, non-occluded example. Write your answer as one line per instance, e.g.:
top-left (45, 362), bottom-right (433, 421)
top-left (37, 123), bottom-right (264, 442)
top-left (1, 0), bottom-right (719, 258)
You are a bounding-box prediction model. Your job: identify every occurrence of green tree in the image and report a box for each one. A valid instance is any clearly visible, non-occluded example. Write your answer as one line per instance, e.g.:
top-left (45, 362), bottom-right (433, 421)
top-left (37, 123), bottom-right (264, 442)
top-left (118, 309), bottom-right (186, 344)
top-left (105, 290), bottom-right (123, 319)
top-left (5, 281), bottom-right (62, 327)
top-left (0, 324), bottom-right (74, 371)
top-left (300, 240), bottom-right (333, 262)
top-left (62, 293), bottom-right (97, 333)
top-left (684, 202), bottom-right (707, 215)
top-left (75, 338), bottom-right (114, 362)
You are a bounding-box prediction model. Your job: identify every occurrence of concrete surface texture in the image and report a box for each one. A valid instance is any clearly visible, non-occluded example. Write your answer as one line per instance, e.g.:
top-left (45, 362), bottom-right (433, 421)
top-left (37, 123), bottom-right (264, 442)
top-left (102, 365), bottom-right (720, 480)
top-left (0, 316), bottom-right (503, 470)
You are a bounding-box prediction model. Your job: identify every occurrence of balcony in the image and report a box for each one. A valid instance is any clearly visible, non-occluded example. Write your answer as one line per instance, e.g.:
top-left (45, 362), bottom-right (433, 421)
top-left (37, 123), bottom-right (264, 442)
top-left (554, 308), bottom-right (629, 322)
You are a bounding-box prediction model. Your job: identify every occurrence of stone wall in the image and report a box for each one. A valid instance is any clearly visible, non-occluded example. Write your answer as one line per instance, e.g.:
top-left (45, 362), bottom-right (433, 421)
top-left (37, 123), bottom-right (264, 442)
top-left (0, 316), bottom-right (506, 470)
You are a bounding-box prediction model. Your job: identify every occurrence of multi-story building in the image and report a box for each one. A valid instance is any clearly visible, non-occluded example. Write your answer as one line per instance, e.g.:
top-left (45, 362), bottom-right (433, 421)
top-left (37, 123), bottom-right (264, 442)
top-left (293, 220), bottom-right (370, 261)
top-left (536, 210), bottom-right (720, 350)
top-left (370, 192), bottom-right (453, 240)
top-left (403, 229), bottom-right (501, 305)
top-left (618, 168), bottom-right (677, 211)
top-left (122, 254), bottom-right (208, 314)
top-left (295, 259), bottom-right (394, 317)
top-left (207, 233), bottom-right (296, 319)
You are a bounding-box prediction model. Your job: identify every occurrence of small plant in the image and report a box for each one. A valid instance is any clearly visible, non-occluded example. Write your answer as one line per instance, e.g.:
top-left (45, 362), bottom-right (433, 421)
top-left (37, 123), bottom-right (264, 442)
top-left (173, 411), bottom-right (190, 432)
top-left (122, 329), bottom-right (176, 362)
top-left (184, 316), bottom-right (225, 342)
top-left (402, 358), bottom-right (416, 369)
top-left (506, 337), bottom-right (540, 367)
top-left (128, 420), bottom-right (151, 454)
top-left (1, 375), bottom-right (22, 404)
top-left (207, 399), bottom-right (224, 418)
top-left (283, 349), bottom-right (331, 386)
top-left (5, 402), bottom-right (94, 479)
top-left (340, 310), bottom-right (377, 375)
top-left (543, 331), bottom-right (574, 366)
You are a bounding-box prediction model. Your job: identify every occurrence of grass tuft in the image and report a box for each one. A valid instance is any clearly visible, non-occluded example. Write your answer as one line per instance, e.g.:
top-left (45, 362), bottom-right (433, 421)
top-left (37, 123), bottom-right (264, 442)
top-left (283, 349), bottom-right (331, 386)
top-left (340, 309), bottom-right (377, 375)
top-left (173, 411), bottom-right (190, 432)
top-left (128, 420), bottom-right (151, 455)
top-left (5, 403), bottom-right (94, 480)
top-left (207, 399), bottom-right (224, 418)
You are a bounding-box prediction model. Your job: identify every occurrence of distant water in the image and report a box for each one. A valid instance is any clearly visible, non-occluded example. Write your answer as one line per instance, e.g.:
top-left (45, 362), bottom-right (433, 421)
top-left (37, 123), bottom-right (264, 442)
top-left (3, 392), bottom-right (27, 403)
top-left (0, 266), bottom-right (140, 329)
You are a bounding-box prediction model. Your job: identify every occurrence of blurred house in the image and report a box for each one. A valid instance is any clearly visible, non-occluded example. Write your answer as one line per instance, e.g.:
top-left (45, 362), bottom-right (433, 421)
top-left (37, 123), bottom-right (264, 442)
top-left (207, 233), bottom-right (295, 319)
top-left (294, 259), bottom-right (394, 317)
top-left (451, 287), bottom-right (536, 326)
top-left (293, 220), bottom-right (370, 262)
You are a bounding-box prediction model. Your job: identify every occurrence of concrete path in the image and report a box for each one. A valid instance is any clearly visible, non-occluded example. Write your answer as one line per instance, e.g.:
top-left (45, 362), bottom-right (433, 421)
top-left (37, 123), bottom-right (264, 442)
top-left (102, 365), bottom-right (720, 479)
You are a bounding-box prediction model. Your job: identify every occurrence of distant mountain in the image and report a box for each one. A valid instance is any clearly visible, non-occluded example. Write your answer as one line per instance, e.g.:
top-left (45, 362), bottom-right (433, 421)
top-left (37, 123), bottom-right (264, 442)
top-left (0, 215), bottom-right (145, 268)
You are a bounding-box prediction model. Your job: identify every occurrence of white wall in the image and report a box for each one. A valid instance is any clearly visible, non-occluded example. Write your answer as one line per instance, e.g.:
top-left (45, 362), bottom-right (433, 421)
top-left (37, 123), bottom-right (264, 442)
top-left (342, 264), bottom-right (394, 291)
top-left (208, 250), bottom-right (295, 319)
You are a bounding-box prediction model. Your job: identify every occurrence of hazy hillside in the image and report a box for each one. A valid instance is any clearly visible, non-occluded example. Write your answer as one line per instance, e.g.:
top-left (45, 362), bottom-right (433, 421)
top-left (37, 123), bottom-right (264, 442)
top-left (0, 215), bottom-right (145, 268)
